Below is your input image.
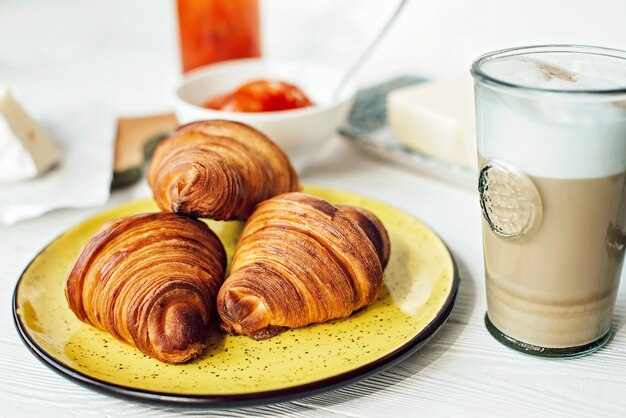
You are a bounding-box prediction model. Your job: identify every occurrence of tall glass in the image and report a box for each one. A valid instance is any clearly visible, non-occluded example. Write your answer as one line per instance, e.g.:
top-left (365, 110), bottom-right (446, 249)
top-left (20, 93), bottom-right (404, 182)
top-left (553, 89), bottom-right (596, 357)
top-left (471, 45), bottom-right (626, 357)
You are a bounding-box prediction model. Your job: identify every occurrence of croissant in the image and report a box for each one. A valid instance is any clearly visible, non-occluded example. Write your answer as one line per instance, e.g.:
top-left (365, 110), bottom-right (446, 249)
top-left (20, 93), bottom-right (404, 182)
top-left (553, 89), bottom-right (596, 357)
top-left (65, 213), bottom-right (226, 364)
top-left (217, 192), bottom-right (390, 339)
top-left (147, 120), bottom-right (299, 220)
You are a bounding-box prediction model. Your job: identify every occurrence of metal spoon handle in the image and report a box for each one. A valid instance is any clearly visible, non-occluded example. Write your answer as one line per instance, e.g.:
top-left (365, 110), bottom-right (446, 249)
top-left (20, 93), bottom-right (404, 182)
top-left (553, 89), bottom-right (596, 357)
top-left (332, 0), bottom-right (409, 101)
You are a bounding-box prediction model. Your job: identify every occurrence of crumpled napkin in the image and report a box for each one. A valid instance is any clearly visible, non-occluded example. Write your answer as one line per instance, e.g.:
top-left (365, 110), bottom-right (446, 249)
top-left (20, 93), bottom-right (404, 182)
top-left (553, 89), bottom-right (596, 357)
top-left (0, 104), bottom-right (114, 225)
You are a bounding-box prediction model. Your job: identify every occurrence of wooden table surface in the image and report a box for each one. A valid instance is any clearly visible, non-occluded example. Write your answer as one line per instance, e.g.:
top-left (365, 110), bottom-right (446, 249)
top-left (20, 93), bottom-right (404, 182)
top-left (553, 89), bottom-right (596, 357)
top-left (1, 1), bottom-right (625, 417)
top-left (2, 138), bottom-right (626, 417)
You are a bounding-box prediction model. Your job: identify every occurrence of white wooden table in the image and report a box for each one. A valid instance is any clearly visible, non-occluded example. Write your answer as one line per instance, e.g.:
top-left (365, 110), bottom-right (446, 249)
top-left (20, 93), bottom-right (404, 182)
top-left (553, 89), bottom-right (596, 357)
top-left (1, 1), bottom-right (625, 416)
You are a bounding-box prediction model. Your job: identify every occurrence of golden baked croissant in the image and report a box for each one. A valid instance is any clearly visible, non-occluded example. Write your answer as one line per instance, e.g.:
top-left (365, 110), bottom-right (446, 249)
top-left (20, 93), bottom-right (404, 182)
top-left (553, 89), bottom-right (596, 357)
top-left (336, 205), bottom-right (391, 269)
top-left (147, 120), bottom-right (299, 220)
top-left (65, 213), bottom-right (226, 364)
top-left (217, 192), bottom-right (390, 339)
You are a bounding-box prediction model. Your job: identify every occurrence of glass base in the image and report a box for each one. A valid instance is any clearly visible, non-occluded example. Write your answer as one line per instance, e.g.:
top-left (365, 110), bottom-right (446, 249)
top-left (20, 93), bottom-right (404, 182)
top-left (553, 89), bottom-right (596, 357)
top-left (484, 313), bottom-right (612, 358)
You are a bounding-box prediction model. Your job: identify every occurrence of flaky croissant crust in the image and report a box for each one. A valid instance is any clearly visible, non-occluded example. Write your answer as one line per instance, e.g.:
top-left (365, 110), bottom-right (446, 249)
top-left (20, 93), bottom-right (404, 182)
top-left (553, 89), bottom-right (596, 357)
top-left (217, 192), bottom-right (390, 339)
top-left (65, 213), bottom-right (226, 364)
top-left (147, 120), bottom-right (299, 221)
top-left (336, 205), bottom-right (391, 269)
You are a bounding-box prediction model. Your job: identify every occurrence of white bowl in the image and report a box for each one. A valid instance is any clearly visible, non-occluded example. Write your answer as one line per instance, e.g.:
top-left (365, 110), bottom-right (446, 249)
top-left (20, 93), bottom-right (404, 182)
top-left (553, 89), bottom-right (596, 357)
top-left (174, 58), bottom-right (356, 172)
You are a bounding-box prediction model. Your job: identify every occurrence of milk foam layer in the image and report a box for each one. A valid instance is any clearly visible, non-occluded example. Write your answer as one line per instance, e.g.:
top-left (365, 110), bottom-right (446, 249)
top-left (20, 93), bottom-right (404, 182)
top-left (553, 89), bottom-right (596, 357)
top-left (476, 83), bottom-right (626, 178)
top-left (481, 53), bottom-right (626, 91)
top-left (476, 53), bottom-right (626, 179)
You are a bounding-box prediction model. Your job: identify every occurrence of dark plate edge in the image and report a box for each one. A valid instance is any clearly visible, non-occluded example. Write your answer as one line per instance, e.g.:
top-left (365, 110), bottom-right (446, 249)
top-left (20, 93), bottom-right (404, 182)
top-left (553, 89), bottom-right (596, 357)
top-left (12, 210), bottom-right (461, 409)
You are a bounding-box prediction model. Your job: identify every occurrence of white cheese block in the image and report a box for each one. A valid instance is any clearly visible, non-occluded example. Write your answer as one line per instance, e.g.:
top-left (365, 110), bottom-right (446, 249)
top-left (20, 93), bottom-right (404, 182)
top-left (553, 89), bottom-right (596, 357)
top-left (387, 78), bottom-right (477, 169)
top-left (0, 86), bottom-right (60, 182)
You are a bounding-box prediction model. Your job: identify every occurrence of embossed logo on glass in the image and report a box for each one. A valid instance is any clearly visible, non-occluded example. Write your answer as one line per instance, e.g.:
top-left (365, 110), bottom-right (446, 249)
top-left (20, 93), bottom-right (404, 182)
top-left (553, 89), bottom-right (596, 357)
top-left (478, 160), bottom-right (542, 239)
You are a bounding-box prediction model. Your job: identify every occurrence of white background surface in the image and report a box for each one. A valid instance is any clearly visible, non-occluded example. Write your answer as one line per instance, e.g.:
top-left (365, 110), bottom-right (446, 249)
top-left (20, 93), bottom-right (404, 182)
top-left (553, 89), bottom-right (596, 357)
top-left (1, 0), bottom-right (625, 416)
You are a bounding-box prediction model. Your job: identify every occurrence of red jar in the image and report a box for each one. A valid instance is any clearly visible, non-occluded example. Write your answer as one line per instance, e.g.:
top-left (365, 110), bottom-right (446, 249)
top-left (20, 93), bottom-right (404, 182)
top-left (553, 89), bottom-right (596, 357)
top-left (177, 0), bottom-right (261, 73)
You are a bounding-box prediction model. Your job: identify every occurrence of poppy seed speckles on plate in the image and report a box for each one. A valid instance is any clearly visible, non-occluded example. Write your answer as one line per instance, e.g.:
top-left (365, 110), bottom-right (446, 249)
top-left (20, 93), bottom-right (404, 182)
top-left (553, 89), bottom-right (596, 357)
top-left (14, 185), bottom-right (458, 405)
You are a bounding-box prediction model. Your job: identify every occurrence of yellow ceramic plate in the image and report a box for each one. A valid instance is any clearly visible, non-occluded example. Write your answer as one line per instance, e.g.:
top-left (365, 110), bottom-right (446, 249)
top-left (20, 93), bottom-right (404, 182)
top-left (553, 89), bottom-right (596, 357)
top-left (13, 186), bottom-right (458, 406)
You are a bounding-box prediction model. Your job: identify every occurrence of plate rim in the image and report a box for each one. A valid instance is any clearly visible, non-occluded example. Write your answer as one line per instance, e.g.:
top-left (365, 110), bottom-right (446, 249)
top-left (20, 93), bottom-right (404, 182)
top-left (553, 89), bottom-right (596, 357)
top-left (12, 191), bottom-right (460, 408)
